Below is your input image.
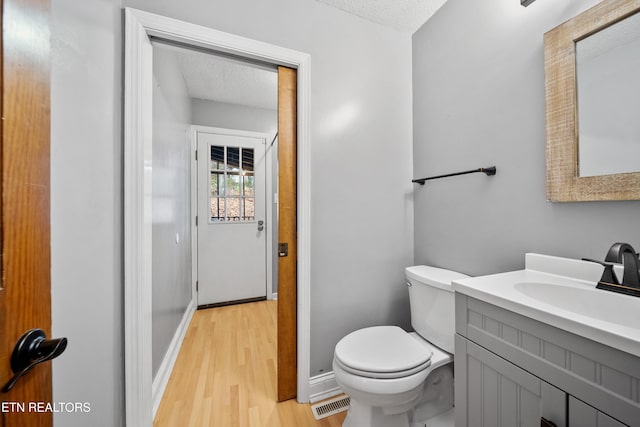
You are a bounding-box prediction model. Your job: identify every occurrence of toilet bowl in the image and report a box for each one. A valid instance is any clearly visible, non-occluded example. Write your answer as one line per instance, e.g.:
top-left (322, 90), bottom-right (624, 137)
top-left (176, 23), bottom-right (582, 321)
top-left (332, 266), bottom-right (469, 427)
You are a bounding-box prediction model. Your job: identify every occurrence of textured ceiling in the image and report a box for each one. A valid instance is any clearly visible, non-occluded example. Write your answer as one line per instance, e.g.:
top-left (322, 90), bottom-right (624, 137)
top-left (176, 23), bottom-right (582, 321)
top-left (316, 0), bottom-right (449, 33)
top-left (175, 48), bottom-right (278, 110)
top-left (162, 0), bottom-right (448, 107)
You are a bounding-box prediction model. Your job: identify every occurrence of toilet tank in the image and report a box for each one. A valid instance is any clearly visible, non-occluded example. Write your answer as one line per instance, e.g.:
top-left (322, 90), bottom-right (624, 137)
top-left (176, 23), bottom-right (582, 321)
top-left (405, 265), bottom-right (470, 354)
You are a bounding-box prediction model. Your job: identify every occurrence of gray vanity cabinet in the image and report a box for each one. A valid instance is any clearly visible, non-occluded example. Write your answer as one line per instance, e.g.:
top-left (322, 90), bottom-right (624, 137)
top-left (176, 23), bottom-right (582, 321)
top-left (455, 293), bottom-right (640, 427)
top-left (456, 335), bottom-right (566, 427)
top-left (569, 397), bottom-right (626, 427)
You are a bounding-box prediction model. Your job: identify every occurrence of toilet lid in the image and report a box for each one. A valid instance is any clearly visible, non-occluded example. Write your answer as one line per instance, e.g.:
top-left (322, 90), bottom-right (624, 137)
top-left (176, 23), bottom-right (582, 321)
top-left (334, 326), bottom-right (432, 377)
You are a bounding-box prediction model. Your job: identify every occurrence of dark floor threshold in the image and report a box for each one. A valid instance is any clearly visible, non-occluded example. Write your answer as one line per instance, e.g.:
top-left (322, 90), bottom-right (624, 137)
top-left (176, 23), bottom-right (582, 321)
top-left (197, 296), bottom-right (267, 310)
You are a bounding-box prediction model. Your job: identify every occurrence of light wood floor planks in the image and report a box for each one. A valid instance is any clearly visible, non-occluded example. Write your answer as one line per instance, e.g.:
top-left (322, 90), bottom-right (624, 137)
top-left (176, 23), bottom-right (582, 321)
top-left (154, 300), bottom-right (346, 427)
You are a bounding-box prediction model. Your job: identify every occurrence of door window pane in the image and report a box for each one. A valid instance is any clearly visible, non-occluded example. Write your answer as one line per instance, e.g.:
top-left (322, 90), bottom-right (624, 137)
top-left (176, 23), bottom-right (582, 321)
top-left (226, 198), bottom-right (241, 221)
top-left (227, 147), bottom-right (240, 172)
top-left (226, 174), bottom-right (241, 196)
top-left (243, 174), bottom-right (254, 196)
top-left (243, 198), bottom-right (255, 220)
top-left (210, 172), bottom-right (223, 196)
top-left (242, 148), bottom-right (254, 171)
top-left (210, 146), bottom-right (225, 170)
top-left (210, 197), bottom-right (225, 221)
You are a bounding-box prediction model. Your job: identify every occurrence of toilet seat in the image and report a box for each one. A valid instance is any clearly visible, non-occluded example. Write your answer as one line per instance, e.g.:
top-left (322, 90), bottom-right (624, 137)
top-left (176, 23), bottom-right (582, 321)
top-left (334, 326), bottom-right (433, 379)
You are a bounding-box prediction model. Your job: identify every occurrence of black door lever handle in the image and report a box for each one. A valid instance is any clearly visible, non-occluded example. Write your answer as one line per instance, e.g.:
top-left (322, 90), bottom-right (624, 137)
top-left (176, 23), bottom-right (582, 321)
top-left (2, 329), bottom-right (68, 393)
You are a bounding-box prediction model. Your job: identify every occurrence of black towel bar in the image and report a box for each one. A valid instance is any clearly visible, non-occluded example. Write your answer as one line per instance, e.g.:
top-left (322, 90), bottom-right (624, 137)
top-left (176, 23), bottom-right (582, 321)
top-left (412, 166), bottom-right (496, 185)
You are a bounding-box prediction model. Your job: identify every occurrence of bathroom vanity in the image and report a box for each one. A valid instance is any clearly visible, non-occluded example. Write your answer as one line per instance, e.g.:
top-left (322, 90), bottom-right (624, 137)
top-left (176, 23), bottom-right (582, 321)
top-left (452, 254), bottom-right (640, 427)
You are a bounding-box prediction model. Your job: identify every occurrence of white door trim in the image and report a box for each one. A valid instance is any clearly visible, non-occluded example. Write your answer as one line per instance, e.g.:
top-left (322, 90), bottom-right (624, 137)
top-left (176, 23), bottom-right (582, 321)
top-left (124, 8), bottom-right (312, 426)
top-left (191, 125), bottom-right (273, 305)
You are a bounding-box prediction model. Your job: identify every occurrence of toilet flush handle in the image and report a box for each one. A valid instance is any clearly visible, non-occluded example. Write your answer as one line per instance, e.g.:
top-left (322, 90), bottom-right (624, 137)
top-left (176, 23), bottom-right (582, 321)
top-left (406, 281), bottom-right (412, 287)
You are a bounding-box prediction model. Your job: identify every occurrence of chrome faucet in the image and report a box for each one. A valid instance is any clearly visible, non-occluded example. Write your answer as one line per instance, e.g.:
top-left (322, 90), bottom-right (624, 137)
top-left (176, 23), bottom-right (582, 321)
top-left (605, 242), bottom-right (640, 288)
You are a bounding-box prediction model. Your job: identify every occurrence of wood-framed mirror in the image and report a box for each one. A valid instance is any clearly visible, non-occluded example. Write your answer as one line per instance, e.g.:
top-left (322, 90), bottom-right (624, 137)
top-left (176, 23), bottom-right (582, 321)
top-left (544, 0), bottom-right (640, 202)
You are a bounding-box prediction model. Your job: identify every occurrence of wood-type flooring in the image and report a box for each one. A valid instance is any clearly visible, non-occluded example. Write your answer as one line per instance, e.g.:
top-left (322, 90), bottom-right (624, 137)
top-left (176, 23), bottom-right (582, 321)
top-left (154, 300), bottom-right (346, 427)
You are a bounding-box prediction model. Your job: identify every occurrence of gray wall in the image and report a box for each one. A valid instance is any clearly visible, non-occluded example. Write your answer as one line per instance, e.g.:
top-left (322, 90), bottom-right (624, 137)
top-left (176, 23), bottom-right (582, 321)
top-left (412, 0), bottom-right (640, 277)
top-left (51, 2), bottom-right (412, 426)
top-left (151, 45), bottom-right (193, 377)
top-left (50, 0), bottom-right (124, 426)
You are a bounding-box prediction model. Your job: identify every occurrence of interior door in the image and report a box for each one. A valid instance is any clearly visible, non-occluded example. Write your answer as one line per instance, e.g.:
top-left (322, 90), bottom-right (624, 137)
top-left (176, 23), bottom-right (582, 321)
top-left (276, 65), bottom-right (297, 401)
top-left (196, 129), bottom-right (267, 306)
top-left (1, 0), bottom-right (55, 425)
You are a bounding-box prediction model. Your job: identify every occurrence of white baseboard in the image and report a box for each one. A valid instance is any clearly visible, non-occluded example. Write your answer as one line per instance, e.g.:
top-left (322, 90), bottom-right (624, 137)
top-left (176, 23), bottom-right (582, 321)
top-left (152, 299), bottom-right (196, 417)
top-left (268, 292), bottom-right (278, 300)
top-left (309, 371), bottom-right (343, 403)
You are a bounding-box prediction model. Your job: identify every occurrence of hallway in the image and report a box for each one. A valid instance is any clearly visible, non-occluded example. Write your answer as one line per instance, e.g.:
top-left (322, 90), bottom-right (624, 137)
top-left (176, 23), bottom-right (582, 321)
top-left (154, 300), bottom-right (346, 426)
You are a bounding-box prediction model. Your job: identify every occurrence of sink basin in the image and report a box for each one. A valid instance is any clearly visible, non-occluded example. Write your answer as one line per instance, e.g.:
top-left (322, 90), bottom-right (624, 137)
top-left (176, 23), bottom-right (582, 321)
top-left (452, 254), bottom-right (640, 356)
top-left (514, 281), bottom-right (637, 328)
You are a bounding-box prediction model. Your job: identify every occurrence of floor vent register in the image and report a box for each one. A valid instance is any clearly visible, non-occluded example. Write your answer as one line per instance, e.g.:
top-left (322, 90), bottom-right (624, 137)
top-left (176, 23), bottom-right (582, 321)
top-left (310, 395), bottom-right (350, 420)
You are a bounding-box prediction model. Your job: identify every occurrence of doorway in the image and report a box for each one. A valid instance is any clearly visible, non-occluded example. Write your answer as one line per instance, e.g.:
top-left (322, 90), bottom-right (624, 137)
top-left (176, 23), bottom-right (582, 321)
top-left (124, 8), bottom-right (312, 425)
top-left (150, 39), bottom-right (279, 311)
top-left (150, 38), bottom-right (279, 404)
top-left (195, 127), bottom-right (271, 307)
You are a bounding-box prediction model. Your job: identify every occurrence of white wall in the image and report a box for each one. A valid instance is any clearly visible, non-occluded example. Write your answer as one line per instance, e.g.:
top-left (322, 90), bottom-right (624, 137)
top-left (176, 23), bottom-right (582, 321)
top-left (50, 0), bottom-right (124, 426)
top-left (51, 1), bottom-right (412, 425)
top-left (151, 45), bottom-right (193, 377)
top-left (192, 98), bottom-right (277, 135)
top-left (122, 0), bottom-right (414, 378)
top-left (412, 0), bottom-right (640, 277)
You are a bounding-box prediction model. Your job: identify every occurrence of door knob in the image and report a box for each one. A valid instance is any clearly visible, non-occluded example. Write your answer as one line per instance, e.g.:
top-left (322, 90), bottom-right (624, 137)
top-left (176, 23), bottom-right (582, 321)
top-left (257, 220), bottom-right (264, 231)
top-left (2, 329), bottom-right (68, 393)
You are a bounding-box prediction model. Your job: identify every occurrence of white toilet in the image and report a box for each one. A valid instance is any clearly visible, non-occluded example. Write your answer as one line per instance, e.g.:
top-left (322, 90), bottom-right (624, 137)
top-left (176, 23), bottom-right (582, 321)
top-left (332, 265), bottom-right (469, 427)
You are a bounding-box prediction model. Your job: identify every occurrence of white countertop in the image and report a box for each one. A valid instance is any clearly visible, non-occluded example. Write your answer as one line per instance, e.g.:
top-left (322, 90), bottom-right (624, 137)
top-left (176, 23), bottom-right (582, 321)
top-left (452, 253), bottom-right (640, 357)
